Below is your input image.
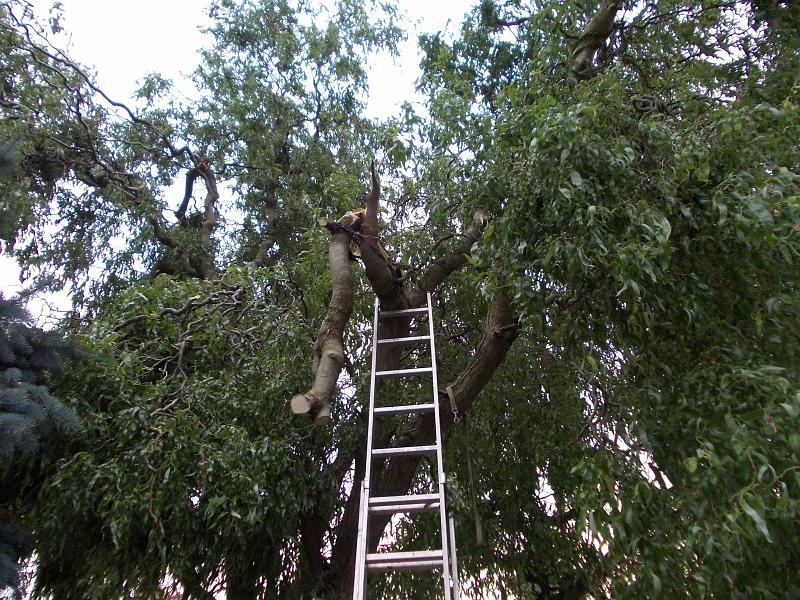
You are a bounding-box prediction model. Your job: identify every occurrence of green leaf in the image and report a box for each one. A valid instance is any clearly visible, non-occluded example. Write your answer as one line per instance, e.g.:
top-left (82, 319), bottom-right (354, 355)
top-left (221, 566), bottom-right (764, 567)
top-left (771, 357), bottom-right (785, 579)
top-left (658, 216), bottom-right (671, 240)
top-left (741, 500), bottom-right (773, 543)
top-left (577, 507), bottom-right (587, 535)
top-left (652, 573), bottom-right (662, 596)
top-left (570, 169), bottom-right (583, 188)
top-left (624, 147), bottom-right (635, 162)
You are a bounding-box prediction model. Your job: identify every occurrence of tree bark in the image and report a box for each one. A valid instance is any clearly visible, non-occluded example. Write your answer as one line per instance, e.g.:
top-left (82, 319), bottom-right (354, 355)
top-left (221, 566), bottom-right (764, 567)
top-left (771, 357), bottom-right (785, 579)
top-left (571, 0), bottom-right (624, 80)
top-left (290, 211), bottom-right (361, 424)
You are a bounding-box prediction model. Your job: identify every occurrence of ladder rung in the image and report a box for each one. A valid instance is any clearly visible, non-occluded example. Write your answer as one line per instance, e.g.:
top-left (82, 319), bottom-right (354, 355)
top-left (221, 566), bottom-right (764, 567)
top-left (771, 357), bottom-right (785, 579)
top-left (372, 444), bottom-right (438, 458)
top-left (366, 550), bottom-right (443, 572)
top-left (376, 335), bottom-right (430, 346)
top-left (369, 493), bottom-right (440, 515)
top-left (374, 403), bottom-right (436, 416)
top-left (375, 367), bottom-right (432, 378)
top-left (379, 307), bottom-right (428, 317)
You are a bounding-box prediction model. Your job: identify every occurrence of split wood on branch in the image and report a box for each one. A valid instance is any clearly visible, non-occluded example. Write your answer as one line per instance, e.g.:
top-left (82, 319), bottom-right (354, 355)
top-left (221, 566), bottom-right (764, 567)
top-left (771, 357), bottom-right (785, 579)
top-left (355, 161), bottom-right (407, 309)
top-left (291, 162), bottom-right (493, 433)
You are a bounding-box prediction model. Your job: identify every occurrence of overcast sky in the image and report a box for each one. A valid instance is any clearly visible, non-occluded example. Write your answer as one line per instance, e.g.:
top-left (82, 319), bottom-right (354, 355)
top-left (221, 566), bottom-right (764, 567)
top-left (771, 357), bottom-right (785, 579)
top-left (1, 0), bottom-right (477, 320)
top-left (35, 0), bottom-right (476, 118)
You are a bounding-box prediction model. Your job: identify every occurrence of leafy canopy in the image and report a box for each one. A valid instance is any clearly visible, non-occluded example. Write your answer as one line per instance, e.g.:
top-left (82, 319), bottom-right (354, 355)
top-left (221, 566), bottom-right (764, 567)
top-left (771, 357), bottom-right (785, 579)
top-left (1, 0), bottom-right (799, 598)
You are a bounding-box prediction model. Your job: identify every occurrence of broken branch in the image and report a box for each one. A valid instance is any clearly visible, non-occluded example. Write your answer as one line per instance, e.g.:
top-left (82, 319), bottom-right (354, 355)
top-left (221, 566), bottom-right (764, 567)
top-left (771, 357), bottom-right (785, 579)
top-left (290, 211), bottom-right (361, 424)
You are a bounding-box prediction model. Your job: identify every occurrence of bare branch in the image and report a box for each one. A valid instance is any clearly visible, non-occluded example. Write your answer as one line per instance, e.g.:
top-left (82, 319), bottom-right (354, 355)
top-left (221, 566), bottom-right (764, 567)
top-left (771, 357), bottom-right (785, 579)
top-left (493, 16), bottom-right (530, 28)
top-left (407, 209), bottom-right (487, 308)
top-left (175, 167), bottom-right (200, 223)
top-left (197, 161), bottom-right (219, 245)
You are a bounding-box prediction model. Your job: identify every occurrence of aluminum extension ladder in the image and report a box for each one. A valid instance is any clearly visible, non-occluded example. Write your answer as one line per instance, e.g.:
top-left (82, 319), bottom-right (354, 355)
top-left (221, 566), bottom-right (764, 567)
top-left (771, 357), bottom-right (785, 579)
top-left (353, 292), bottom-right (460, 599)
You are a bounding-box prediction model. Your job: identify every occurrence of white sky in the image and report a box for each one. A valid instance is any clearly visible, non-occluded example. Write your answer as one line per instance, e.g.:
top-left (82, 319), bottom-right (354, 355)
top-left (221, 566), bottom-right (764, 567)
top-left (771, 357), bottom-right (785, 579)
top-left (0, 0), bottom-right (477, 319)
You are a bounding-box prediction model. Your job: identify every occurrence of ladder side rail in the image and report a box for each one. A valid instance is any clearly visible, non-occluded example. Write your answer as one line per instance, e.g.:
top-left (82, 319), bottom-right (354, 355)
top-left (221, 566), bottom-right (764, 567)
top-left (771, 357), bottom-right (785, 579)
top-left (448, 511), bottom-right (461, 599)
top-left (427, 292), bottom-right (452, 600)
top-left (365, 297), bottom-right (380, 486)
top-left (353, 479), bottom-right (367, 600)
top-left (354, 298), bottom-right (381, 600)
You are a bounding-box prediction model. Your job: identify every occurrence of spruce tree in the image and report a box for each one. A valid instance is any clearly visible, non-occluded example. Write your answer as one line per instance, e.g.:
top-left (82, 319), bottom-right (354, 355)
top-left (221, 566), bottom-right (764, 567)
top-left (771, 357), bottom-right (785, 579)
top-left (0, 298), bottom-right (81, 594)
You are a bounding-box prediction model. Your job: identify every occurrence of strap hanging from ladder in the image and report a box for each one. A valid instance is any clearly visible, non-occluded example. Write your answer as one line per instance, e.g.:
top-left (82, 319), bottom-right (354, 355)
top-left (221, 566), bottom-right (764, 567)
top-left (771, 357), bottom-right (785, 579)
top-left (353, 293), bottom-right (460, 600)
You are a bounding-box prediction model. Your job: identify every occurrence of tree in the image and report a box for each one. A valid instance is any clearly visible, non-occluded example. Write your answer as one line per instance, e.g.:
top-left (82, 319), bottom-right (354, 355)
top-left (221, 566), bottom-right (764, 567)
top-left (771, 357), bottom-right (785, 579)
top-left (0, 297), bottom-right (81, 596)
top-left (1, 0), bottom-right (799, 598)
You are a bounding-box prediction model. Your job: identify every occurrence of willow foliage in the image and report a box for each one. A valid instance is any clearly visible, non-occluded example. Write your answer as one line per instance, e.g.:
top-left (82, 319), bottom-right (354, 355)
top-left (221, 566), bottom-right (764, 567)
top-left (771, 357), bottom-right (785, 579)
top-left (1, 0), bottom-right (799, 598)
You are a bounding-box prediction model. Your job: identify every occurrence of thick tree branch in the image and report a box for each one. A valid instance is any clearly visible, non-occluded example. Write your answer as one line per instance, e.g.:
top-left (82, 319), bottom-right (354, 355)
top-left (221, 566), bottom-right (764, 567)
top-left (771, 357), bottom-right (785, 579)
top-left (152, 223), bottom-right (179, 251)
top-left (571, 0), bottom-right (624, 80)
top-left (299, 511), bottom-right (327, 588)
top-left (441, 288), bottom-right (517, 421)
top-left (290, 211), bottom-right (361, 425)
top-left (407, 209), bottom-right (487, 308)
top-left (197, 161), bottom-right (219, 246)
top-left (362, 160), bottom-right (380, 237)
top-left (251, 184), bottom-right (281, 267)
top-left (175, 167), bottom-right (200, 223)
top-left (355, 163), bottom-right (406, 309)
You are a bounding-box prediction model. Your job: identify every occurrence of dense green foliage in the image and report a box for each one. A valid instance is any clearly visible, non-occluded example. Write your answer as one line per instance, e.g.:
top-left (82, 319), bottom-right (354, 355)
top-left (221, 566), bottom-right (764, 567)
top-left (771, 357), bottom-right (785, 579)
top-left (34, 272), bottom-right (335, 598)
top-left (1, 0), bottom-right (799, 598)
top-left (407, 2), bottom-right (800, 597)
